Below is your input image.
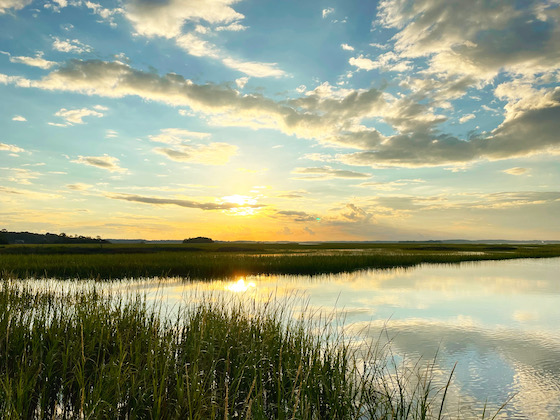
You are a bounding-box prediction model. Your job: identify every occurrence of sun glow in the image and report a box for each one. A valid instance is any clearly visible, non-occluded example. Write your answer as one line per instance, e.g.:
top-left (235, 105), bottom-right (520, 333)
top-left (225, 278), bottom-right (256, 293)
top-left (221, 194), bottom-right (260, 216)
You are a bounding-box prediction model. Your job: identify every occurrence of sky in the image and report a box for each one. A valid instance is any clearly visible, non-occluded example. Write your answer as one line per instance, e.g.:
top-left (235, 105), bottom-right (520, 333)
top-left (0, 0), bottom-right (559, 241)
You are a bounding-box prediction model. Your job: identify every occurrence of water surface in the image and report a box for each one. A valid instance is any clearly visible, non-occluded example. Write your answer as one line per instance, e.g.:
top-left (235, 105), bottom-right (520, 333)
top-left (22, 257), bottom-right (560, 418)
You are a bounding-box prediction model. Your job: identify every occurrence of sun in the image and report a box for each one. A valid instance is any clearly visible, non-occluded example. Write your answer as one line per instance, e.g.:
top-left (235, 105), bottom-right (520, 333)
top-left (220, 195), bottom-right (260, 216)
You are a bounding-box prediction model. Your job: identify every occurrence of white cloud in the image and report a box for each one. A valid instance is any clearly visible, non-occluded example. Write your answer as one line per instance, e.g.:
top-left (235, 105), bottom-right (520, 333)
top-left (349, 55), bottom-right (377, 71)
top-left (341, 43), bottom-right (354, 51)
top-left (52, 37), bottom-right (92, 54)
top-left (221, 57), bottom-right (285, 78)
top-left (153, 142), bottom-right (238, 165)
top-left (322, 7), bottom-right (334, 19)
top-left (0, 0), bottom-right (32, 14)
top-left (84, 1), bottom-right (120, 26)
top-left (216, 22), bottom-right (247, 31)
top-left (149, 128), bottom-right (211, 145)
top-left (459, 113), bottom-right (475, 124)
top-left (123, 0), bottom-right (244, 39)
top-left (9, 54), bottom-right (57, 69)
top-left (72, 154), bottom-right (126, 172)
top-left (54, 107), bottom-right (104, 125)
top-left (235, 76), bottom-right (249, 89)
top-left (105, 129), bottom-right (118, 138)
top-left (12, 115), bottom-right (26, 121)
top-left (176, 33), bottom-right (220, 58)
top-left (0, 142), bottom-right (24, 153)
top-left (349, 52), bottom-right (411, 72)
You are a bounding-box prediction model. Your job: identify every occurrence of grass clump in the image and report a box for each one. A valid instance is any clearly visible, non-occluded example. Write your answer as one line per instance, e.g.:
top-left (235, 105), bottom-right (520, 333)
top-left (0, 282), bottom-right (475, 419)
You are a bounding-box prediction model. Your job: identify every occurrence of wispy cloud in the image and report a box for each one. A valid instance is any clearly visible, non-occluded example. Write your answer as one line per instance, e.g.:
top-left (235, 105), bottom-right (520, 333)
top-left (322, 7), bottom-right (334, 18)
top-left (292, 166), bottom-right (371, 180)
top-left (72, 155), bottom-right (126, 172)
top-left (52, 37), bottom-right (92, 53)
top-left (107, 193), bottom-right (260, 211)
top-left (503, 167), bottom-right (529, 176)
top-left (9, 54), bottom-right (57, 69)
top-left (153, 143), bottom-right (238, 165)
top-left (0, 142), bottom-right (24, 153)
top-left (12, 115), bottom-right (26, 121)
top-left (53, 106), bottom-right (105, 125)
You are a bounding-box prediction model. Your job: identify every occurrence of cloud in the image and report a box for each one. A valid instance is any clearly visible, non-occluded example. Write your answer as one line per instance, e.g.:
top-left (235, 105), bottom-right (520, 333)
top-left (175, 33), bottom-right (220, 58)
top-left (123, 0), bottom-right (244, 39)
top-left (377, 0), bottom-right (560, 78)
top-left (221, 57), bottom-right (285, 78)
top-left (153, 142), bottom-right (237, 165)
top-left (0, 0), bottom-right (32, 14)
top-left (275, 210), bottom-right (317, 222)
top-left (349, 52), bottom-right (412, 72)
top-left (9, 54), bottom-right (57, 69)
top-left (2, 167), bottom-right (40, 185)
top-left (4, 59), bottom-right (560, 167)
top-left (148, 128), bottom-right (210, 145)
top-left (459, 113), bottom-right (475, 124)
top-left (340, 203), bottom-right (373, 223)
top-left (84, 1), bottom-right (120, 26)
top-left (341, 43), bottom-right (354, 51)
top-left (503, 167), bottom-right (529, 176)
top-left (107, 193), bottom-right (258, 211)
top-left (122, 1), bottom-right (283, 78)
top-left (0, 142), bottom-right (24, 153)
top-left (356, 179), bottom-right (425, 191)
top-left (66, 183), bottom-right (93, 191)
top-left (235, 76), bottom-right (249, 89)
top-left (292, 166), bottom-right (371, 180)
top-left (12, 115), bottom-right (26, 121)
top-left (72, 154), bottom-right (126, 172)
top-left (303, 226), bottom-right (315, 235)
top-left (322, 7), bottom-right (334, 18)
top-left (52, 37), bottom-right (92, 53)
top-left (216, 22), bottom-right (247, 32)
top-left (349, 55), bottom-right (377, 71)
top-left (53, 106), bottom-right (105, 125)
top-left (0, 185), bottom-right (61, 200)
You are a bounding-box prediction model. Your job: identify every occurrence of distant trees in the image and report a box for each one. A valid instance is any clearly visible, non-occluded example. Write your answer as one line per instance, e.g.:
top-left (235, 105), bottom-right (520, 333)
top-left (183, 237), bottom-right (214, 244)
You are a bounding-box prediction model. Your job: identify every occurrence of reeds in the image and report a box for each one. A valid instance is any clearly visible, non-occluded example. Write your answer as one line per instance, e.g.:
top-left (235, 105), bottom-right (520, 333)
top-left (0, 281), bottom-right (490, 419)
top-left (1, 243), bottom-right (559, 280)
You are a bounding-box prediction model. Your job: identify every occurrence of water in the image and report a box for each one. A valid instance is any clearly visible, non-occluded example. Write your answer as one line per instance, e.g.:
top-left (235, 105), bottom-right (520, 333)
top-left (19, 257), bottom-right (560, 418)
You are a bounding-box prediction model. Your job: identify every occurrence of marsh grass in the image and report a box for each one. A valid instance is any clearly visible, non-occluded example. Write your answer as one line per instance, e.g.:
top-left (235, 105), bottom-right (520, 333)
top-left (1, 243), bottom-right (559, 280)
top-left (0, 282), bottom-right (506, 419)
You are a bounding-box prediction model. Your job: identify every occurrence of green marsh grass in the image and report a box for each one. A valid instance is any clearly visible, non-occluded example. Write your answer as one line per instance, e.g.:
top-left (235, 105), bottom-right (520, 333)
top-left (1, 243), bottom-right (559, 280)
top-left (0, 281), bottom-right (504, 419)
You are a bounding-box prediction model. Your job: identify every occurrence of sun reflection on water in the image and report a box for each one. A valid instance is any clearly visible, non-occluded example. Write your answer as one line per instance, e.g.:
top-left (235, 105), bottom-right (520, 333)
top-left (225, 278), bottom-right (256, 293)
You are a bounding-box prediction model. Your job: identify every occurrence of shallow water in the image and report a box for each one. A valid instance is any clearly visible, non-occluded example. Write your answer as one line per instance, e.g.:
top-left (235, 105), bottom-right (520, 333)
top-left (17, 257), bottom-right (560, 418)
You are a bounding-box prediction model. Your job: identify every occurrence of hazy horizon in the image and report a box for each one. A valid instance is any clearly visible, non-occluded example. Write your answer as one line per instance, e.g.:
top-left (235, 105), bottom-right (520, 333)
top-left (1, 0), bottom-right (559, 241)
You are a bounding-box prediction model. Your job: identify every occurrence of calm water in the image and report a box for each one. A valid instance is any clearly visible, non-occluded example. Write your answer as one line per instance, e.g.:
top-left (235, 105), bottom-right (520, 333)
top-left (26, 257), bottom-right (560, 418)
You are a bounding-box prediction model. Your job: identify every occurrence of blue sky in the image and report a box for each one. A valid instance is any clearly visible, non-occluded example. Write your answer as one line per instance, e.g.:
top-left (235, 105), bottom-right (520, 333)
top-left (1, 0), bottom-right (559, 240)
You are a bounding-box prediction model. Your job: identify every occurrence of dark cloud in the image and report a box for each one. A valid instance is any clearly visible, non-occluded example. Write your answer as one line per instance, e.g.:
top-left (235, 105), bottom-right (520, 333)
top-left (108, 193), bottom-right (262, 211)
